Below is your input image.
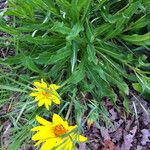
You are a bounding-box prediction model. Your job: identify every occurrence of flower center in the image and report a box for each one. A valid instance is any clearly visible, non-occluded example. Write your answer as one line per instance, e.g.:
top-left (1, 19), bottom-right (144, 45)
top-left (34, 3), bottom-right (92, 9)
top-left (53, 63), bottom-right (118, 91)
top-left (41, 89), bottom-right (51, 97)
top-left (54, 125), bottom-right (67, 137)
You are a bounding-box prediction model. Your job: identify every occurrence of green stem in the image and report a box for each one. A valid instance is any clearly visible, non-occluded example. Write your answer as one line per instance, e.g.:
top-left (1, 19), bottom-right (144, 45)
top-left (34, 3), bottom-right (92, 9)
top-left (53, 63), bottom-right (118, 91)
top-left (65, 100), bottom-right (73, 120)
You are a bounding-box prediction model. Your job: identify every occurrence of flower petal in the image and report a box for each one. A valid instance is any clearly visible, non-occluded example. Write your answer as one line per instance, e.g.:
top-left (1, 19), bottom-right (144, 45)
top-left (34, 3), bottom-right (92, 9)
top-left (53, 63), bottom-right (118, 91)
top-left (32, 130), bottom-right (50, 141)
top-left (52, 114), bottom-right (63, 123)
top-left (52, 114), bottom-right (68, 130)
top-left (55, 138), bottom-right (74, 150)
top-left (41, 139), bottom-right (60, 150)
top-left (44, 101), bottom-right (50, 110)
top-left (68, 125), bottom-right (77, 132)
top-left (34, 139), bottom-right (45, 146)
top-left (34, 96), bottom-right (41, 101)
top-left (30, 92), bottom-right (39, 97)
top-left (36, 115), bottom-right (51, 126)
top-left (31, 126), bottom-right (44, 131)
top-left (34, 80), bottom-right (47, 89)
top-left (50, 84), bottom-right (61, 90)
top-left (51, 95), bottom-right (60, 104)
top-left (78, 135), bottom-right (88, 142)
top-left (41, 79), bottom-right (47, 88)
top-left (38, 99), bottom-right (45, 107)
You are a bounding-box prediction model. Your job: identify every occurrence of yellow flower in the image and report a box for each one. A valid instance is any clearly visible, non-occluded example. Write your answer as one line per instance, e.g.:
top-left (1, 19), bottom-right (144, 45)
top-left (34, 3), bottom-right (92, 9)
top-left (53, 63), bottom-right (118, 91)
top-left (31, 114), bottom-right (87, 150)
top-left (30, 79), bottom-right (61, 110)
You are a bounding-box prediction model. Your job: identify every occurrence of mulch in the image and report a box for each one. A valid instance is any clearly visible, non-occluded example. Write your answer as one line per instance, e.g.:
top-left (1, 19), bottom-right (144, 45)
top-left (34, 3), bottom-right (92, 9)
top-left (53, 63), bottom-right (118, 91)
top-left (78, 94), bottom-right (150, 150)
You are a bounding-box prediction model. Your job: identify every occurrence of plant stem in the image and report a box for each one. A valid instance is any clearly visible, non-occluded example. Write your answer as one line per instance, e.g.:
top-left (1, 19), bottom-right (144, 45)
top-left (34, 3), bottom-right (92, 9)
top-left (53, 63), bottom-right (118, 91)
top-left (65, 100), bottom-right (73, 120)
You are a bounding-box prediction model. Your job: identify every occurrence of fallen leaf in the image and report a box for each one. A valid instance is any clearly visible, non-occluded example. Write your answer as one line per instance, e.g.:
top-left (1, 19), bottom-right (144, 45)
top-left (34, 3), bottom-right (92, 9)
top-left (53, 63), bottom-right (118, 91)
top-left (112, 127), bottom-right (123, 142)
top-left (137, 145), bottom-right (142, 150)
top-left (115, 145), bottom-right (121, 150)
top-left (109, 108), bottom-right (117, 120)
top-left (121, 126), bottom-right (137, 150)
top-left (78, 143), bottom-right (87, 150)
top-left (101, 139), bottom-right (115, 150)
top-left (87, 118), bottom-right (94, 129)
top-left (141, 129), bottom-right (150, 145)
top-left (100, 127), bottom-right (110, 140)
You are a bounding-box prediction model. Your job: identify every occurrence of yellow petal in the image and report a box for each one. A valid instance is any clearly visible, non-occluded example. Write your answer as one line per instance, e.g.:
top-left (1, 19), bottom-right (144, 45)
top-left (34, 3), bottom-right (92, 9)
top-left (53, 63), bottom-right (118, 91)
top-left (32, 130), bottom-right (50, 141)
top-left (44, 102), bottom-right (50, 110)
top-left (68, 142), bottom-right (75, 150)
top-left (34, 80), bottom-right (47, 89)
top-left (31, 126), bottom-right (44, 131)
top-left (34, 81), bottom-right (42, 87)
top-left (46, 99), bottom-right (52, 105)
top-left (41, 79), bottom-right (48, 88)
top-left (51, 138), bottom-right (66, 150)
top-left (78, 135), bottom-right (87, 142)
top-left (30, 92), bottom-right (39, 97)
top-left (32, 125), bottom-right (56, 141)
top-left (52, 114), bottom-right (68, 129)
top-left (41, 139), bottom-right (60, 150)
top-left (38, 99), bottom-right (45, 107)
top-left (68, 125), bottom-right (77, 132)
top-left (51, 95), bottom-right (60, 104)
top-left (52, 114), bottom-right (63, 124)
top-left (36, 115), bottom-right (51, 126)
top-left (34, 139), bottom-right (45, 146)
top-left (53, 114), bottom-right (63, 123)
top-left (50, 84), bottom-right (61, 90)
top-left (66, 140), bottom-right (75, 150)
top-left (35, 96), bottom-right (42, 101)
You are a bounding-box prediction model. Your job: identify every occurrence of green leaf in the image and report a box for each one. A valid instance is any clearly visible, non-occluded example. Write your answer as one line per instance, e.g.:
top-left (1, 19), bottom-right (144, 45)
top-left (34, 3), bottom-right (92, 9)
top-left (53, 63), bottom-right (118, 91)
top-left (0, 85), bottom-right (27, 93)
top-left (132, 83), bottom-right (142, 93)
top-left (123, 96), bottom-right (130, 112)
top-left (22, 56), bottom-right (43, 74)
top-left (120, 32), bottom-right (150, 46)
top-left (86, 63), bottom-right (117, 103)
top-left (86, 20), bottom-right (94, 42)
top-left (81, 0), bottom-right (92, 22)
top-left (66, 23), bottom-right (84, 41)
top-left (71, 41), bottom-right (78, 72)
top-left (68, 61), bottom-right (85, 84)
top-left (51, 22), bottom-right (71, 35)
top-left (0, 55), bottom-right (22, 65)
top-left (130, 15), bottom-right (150, 30)
top-left (87, 44), bottom-right (97, 64)
top-left (18, 35), bottom-right (65, 45)
top-left (35, 46), bottom-right (71, 65)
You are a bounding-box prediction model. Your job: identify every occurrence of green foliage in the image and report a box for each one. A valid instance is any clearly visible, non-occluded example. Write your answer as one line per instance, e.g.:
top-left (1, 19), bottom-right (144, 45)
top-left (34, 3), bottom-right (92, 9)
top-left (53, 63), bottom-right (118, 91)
top-left (0, 0), bottom-right (150, 149)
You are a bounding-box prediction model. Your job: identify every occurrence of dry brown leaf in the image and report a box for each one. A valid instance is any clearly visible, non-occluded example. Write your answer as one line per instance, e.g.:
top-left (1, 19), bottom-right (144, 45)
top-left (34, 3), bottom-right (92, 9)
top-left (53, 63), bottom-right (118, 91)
top-left (112, 127), bottom-right (123, 142)
top-left (100, 127), bottom-right (110, 140)
top-left (87, 118), bottom-right (94, 129)
top-left (141, 129), bottom-right (150, 145)
top-left (77, 143), bottom-right (87, 150)
top-left (101, 139), bottom-right (115, 150)
top-left (121, 126), bottom-right (137, 150)
top-left (136, 145), bottom-right (142, 150)
top-left (109, 108), bottom-right (117, 120)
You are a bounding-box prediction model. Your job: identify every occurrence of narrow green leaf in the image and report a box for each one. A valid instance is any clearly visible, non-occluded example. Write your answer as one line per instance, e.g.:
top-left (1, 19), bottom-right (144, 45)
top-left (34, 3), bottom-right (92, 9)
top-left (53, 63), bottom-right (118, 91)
top-left (68, 61), bottom-right (85, 84)
top-left (0, 85), bottom-right (27, 93)
top-left (87, 44), bottom-right (97, 64)
top-left (22, 56), bottom-right (42, 74)
top-left (120, 32), bottom-right (150, 46)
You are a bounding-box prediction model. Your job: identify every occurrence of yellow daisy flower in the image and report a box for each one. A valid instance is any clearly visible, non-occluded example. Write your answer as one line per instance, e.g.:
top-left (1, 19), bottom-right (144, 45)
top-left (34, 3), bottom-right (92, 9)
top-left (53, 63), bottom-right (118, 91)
top-left (30, 79), bottom-right (61, 110)
top-left (31, 114), bottom-right (87, 150)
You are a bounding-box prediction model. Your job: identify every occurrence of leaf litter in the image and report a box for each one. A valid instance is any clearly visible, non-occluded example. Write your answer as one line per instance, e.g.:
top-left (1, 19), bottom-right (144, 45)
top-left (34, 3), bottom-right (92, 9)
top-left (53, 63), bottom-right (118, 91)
top-left (79, 92), bottom-right (150, 150)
